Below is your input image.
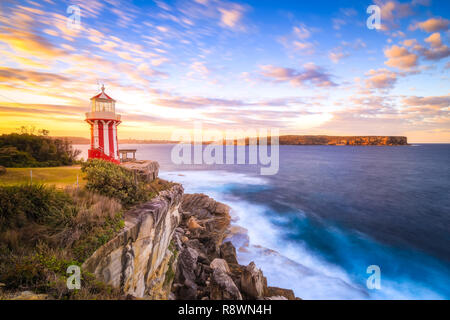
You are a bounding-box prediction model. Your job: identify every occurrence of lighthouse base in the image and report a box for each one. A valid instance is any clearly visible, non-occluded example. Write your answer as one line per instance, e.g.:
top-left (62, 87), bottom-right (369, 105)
top-left (88, 149), bottom-right (120, 164)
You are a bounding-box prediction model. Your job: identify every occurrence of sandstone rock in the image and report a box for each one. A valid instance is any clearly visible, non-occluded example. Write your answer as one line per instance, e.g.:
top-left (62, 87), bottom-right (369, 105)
top-left (240, 262), bottom-right (267, 299)
top-left (265, 296), bottom-right (288, 300)
top-left (267, 286), bottom-right (297, 300)
top-left (82, 183), bottom-right (183, 298)
top-left (120, 160), bottom-right (159, 182)
top-left (181, 194), bottom-right (231, 249)
top-left (210, 258), bottom-right (230, 273)
top-left (210, 269), bottom-right (242, 300)
top-left (220, 241), bottom-right (238, 265)
top-left (169, 192), bottom-right (298, 300)
top-left (181, 193), bottom-right (231, 220)
top-left (0, 165), bottom-right (6, 175)
top-left (175, 227), bottom-right (185, 234)
top-left (176, 247), bottom-right (199, 284)
top-left (188, 216), bottom-right (205, 230)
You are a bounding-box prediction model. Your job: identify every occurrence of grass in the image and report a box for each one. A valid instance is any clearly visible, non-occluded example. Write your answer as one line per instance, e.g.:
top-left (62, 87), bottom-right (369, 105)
top-left (0, 184), bottom-right (124, 299)
top-left (0, 166), bottom-right (84, 187)
top-left (0, 161), bottom-right (176, 299)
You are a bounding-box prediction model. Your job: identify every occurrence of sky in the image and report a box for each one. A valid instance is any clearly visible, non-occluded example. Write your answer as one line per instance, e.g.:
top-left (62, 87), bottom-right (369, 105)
top-left (0, 0), bottom-right (449, 142)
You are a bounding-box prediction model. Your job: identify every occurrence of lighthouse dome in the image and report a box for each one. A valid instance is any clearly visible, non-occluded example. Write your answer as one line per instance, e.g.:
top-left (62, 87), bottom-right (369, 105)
top-left (86, 85), bottom-right (120, 121)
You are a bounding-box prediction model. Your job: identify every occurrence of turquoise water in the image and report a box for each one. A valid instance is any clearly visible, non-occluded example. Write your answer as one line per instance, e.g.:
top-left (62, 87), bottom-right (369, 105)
top-left (76, 144), bottom-right (450, 299)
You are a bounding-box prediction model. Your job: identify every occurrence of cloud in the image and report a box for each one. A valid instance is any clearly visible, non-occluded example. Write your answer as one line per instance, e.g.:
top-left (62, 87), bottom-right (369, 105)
top-left (414, 33), bottom-right (450, 61)
top-left (375, 0), bottom-right (414, 29)
top-left (0, 28), bottom-right (64, 59)
top-left (280, 24), bottom-right (316, 55)
top-left (292, 41), bottom-right (315, 54)
top-left (329, 47), bottom-right (350, 63)
top-left (384, 45), bottom-right (418, 70)
top-left (218, 4), bottom-right (245, 29)
top-left (402, 39), bottom-right (418, 47)
top-left (0, 67), bottom-right (70, 84)
top-left (410, 17), bottom-right (450, 32)
top-left (365, 68), bottom-right (398, 89)
top-left (332, 18), bottom-right (346, 30)
top-left (259, 63), bottom-right (336, 88)
top-left (402, 95), bottom-right (450, 110)
top-left (425, 33), bottom-right (442, 47)
top-left (188, 61), bottom-right (210, 77)
top-left (293, 24), bottom-right (311, 39)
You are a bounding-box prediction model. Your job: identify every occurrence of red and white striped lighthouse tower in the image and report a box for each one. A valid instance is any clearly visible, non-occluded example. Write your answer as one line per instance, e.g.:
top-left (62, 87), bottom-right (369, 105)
top-left (85, 85), bottom-right (121, 164)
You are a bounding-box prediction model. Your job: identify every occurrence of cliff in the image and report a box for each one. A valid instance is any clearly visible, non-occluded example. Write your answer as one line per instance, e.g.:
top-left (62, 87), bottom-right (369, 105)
top-left (82, 162), bottom-right (297, 300)
top-left (278, 135), bottom-right (407, 146)
top-left (171, 193), bottom-right (298, 300)
top-left (82, 183), bottom-right (183, 298)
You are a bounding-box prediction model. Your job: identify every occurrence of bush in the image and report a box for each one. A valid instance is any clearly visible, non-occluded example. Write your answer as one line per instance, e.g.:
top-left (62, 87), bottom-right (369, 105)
top-left (0, 133), bottom-right (81, 167)
top-left (0, 146), bottom-right (37, 167)
top-left (0, 184), bottom-right (75, 233)
top-left (81, 159), bottom-right (148, 206)
top-left (0, 184), bottom-right (124, 299)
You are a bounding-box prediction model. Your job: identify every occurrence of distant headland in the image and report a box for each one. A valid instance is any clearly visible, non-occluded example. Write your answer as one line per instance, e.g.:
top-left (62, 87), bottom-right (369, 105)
top-left (60, 135), bottom-right (408, 146)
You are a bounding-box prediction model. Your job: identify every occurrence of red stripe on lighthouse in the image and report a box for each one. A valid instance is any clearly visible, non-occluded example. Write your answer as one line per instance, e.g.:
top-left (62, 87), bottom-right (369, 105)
top-left (109, 122), bottom-right (115, 157)
top-left (98, 121), bottom-right (104, 152)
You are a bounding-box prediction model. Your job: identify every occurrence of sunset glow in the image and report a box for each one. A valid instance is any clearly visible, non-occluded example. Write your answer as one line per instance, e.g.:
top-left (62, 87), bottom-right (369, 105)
top-left (0, 0), bottom-right (449, 142)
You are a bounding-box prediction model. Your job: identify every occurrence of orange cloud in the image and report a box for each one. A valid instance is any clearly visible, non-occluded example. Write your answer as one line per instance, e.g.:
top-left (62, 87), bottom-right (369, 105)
top-left (365, 69), bottom-right (397, 89)
top-left (0, 28), bottom-right (64, 58)
top-left (410, 17), bottom-right (450, 32)
top-left (384, 45), bottom-right (418, 70)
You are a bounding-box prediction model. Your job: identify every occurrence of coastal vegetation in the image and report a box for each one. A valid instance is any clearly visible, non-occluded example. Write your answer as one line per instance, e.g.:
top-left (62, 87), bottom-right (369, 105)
top-left (0, 183), bottom-right (123, 299)
top-left (0, 128), bottom-right (81, 168)
top-left (0, 160), bottom-right (173, 299)
top-left (82, 159), bottom-right (172, 207)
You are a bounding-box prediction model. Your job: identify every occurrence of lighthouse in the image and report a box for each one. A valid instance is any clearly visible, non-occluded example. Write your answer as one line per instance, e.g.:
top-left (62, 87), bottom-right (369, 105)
top-left (85, 85), bottom-right (121, 164)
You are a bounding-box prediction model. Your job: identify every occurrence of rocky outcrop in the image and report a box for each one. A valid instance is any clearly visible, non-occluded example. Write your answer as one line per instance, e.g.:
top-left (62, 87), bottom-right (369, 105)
top-left (82, 171), bottom-right (298, 300)
top-left (278, 135), bottom-right (408, 146)
top-left (240, 262), bottom-right (268, 299)
top-left (170, 193), bottom-right (299, 300)
top-left (120, 160), bottom-right (159, 182)
top-left (210, 268), bottom-right (242, 300)
top-left (82, 183), bottom-right (183, 299)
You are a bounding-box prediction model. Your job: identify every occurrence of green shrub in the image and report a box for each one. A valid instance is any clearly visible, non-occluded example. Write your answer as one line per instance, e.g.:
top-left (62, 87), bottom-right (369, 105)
top-left (0, 184), bottom-right (124, 299)
top-left (0, 184), bottom-right (75, 233)
top-left (0, 132), bottom-right (81, 167)
top-left (81, 159), bottom-right (148, 206)
top-left (0, 146), bottom-right (37, 167)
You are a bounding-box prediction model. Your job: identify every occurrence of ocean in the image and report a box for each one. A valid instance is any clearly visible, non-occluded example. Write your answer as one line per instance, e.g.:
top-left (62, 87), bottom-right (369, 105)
top-left (75, 144), bottom-right (450, 299)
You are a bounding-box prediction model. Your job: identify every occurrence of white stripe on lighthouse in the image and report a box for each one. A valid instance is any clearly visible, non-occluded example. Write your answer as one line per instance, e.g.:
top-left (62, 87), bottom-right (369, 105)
top-left (113, 123), bottom-right (118, 159)
top-left (102, 120), bottom-right (110, 156)
top-left (93, 120), bottom-right (99, 148)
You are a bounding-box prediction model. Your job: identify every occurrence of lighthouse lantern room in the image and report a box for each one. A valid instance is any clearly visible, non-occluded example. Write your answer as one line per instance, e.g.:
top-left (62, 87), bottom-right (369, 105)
top-left (85, 85), bottom-right (121, 164)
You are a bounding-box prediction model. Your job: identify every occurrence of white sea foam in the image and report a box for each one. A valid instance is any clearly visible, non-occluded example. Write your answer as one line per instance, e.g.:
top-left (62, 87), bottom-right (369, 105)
top-left (160, 169), bottom-right (446, 300)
